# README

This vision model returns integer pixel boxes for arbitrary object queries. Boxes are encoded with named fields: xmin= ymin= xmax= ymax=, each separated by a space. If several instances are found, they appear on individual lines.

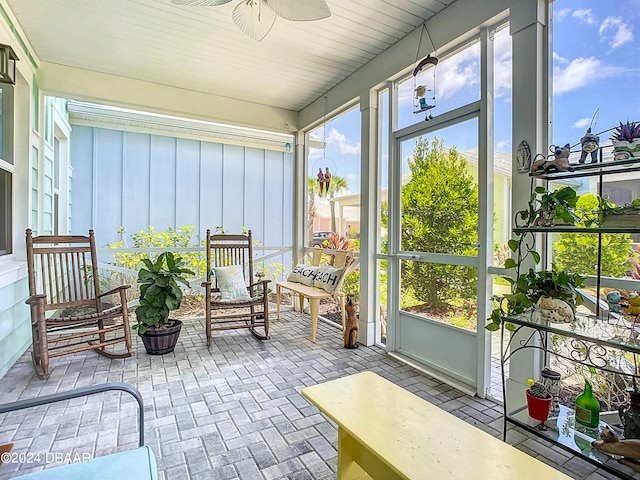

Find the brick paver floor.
xmin=0 ymin=307 xmax=630 ymax=479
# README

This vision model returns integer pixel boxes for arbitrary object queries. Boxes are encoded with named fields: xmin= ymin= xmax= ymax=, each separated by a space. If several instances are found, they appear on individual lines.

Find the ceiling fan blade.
xmin=232 ymin=0 xmax=277 ymax=42
xmin=171 ymin=0 xmax=232 ymax=6
xmin=266 ymin=0 xmax=331 ymax=21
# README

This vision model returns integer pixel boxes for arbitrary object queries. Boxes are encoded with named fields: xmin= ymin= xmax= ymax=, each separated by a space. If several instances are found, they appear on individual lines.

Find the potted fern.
xmin=611 ymin=120 xmax=640 ymax=160
xmin=135 ymin=252 xmax=194 ymax=355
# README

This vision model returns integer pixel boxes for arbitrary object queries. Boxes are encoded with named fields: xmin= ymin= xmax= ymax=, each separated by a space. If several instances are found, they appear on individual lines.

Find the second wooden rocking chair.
xmin=203 ymin=230 xmax=270 ymax=346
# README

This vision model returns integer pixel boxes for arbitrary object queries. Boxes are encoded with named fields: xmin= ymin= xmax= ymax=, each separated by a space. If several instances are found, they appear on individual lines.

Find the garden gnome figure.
xmin=579 ymin=128 xmax=600 ymax=164
xmin=324 ymin=167 xmax=331 ymax=192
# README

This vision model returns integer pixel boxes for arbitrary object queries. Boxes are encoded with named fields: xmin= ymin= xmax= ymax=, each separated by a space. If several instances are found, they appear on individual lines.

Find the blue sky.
xmin=309 ymin=0 xmax=640 ymax=195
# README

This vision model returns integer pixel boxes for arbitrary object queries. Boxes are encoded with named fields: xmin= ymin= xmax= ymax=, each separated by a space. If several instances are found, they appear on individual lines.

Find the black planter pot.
xmin=139 ymin=319 xmax=182 ymax=355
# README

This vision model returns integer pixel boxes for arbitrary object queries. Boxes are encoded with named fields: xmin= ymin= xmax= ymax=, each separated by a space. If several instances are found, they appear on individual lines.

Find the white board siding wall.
xmin=69 ymin=125 xmax=294 ymax=253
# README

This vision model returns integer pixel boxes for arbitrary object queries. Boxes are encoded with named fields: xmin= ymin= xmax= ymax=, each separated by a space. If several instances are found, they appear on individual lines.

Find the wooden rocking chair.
xmin=25 ymin=229 xmax=133 ymax=379
xmin=203 ymin=230 xmax=270 ymax=346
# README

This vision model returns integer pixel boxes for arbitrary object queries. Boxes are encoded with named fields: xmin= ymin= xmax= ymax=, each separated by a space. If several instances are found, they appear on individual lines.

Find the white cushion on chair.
xmin=213 ymin=265 xmax=252 ymax=303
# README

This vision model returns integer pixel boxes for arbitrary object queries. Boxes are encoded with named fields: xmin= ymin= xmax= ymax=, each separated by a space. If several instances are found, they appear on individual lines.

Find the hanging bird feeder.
xmin=412 ymin=24 xmax=439 ymax=121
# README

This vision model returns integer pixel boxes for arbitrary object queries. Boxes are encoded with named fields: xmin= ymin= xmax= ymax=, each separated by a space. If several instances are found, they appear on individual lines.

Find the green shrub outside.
xmin=553 ymin=194 xmax=635 ymax=277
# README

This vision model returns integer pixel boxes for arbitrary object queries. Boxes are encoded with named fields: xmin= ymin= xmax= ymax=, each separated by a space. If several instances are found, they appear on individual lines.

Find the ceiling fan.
xmin=171 ymin=0 xmax=332 ymax=42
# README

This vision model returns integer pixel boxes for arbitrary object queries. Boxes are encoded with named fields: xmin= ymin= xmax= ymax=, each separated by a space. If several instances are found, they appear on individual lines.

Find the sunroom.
xmin=1 ymin=0 xmax=640 ymax=478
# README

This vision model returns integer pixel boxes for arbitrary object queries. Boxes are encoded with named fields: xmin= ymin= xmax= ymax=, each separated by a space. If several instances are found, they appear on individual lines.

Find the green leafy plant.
xmin=487 ymin=267 xmax=585 ymax=331
xmin=135 ymin=252 xmax=194 ymax=334
xmin=108 ymin=225 xmax=205 ymax=279
xmin=486 ymin=187 xmax=586 ymax=332
xmin=523 ymin=186 xmax=580 ymax=226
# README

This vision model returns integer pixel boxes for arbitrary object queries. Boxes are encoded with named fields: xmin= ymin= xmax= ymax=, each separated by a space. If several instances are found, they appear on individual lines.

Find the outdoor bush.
xmin=400 ymin=137 xmax=479 ymax=306
xmin=107 ymin=225 xmax=206 ymax=282
xmin=553 ymin=194 xmax=634 ymax=277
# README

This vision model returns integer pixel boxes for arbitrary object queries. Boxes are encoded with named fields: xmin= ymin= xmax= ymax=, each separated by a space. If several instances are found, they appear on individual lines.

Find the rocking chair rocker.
xmin=25 ymin=229 xmax=133 ymax=379
xmin=203 ymin=230 xmax=270 ymax=346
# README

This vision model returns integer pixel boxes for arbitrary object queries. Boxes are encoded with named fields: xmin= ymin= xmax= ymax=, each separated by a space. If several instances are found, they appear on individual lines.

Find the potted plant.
xmin=526 ymin=378 xmax=553 ymax=427
xmin=525 ymin=186 xmax=580 ymax=227
xmin=611 ymin=120 xmax=640 ymax=160
xmin=135 ymin=252 xmax=194 ymax=355
xmin=486 ymin=188 xmax=586 ymax=332
xmin=598 ymin=197 xmax=640 ymax=228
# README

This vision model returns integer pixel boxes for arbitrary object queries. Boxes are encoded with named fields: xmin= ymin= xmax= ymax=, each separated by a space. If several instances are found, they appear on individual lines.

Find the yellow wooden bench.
xmin=302 ymin=371 xmax=572 ymax=480
xmin=276 ymin=248 xmax=353 ymax=343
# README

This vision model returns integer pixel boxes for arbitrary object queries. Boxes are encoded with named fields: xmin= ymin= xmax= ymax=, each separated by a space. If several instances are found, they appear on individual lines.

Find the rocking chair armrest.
xmin=25 ymin=293 xmax=47 ymax=305
xmin=201 ymin=280 xmax=212 ymax=288
xmin=250 ymin=279 xmax=271 ymax=288
xmin=98 ymin=284 xmax=131 ymax=298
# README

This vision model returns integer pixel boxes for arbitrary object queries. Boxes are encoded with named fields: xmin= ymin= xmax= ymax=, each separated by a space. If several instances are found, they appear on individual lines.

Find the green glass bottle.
xmin=575 ymin=379 xmax=600 ymax=428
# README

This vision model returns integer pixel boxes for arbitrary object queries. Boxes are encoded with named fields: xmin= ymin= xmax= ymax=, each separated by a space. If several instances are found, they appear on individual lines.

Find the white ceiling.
xmin=5 ymin=0 xmax=456 ymax=113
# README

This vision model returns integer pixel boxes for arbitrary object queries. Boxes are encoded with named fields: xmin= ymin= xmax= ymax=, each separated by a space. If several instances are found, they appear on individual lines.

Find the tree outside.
xmin=553 ymin=194 xmax=635 ymax=277
xmin=400 ymin=137 xmax=479 ymax=308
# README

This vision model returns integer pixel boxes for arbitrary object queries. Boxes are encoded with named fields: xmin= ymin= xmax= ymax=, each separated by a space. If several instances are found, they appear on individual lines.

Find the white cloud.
xmin=553 ymin=51 xmax=569 ymax=64
xmin=494 ymin=30 xmax=512 ymax=97
xmin=436 ymin=47 xmax=480 ymax=100
xmin=573 ymin=117 xmax=592 ymax=129
xmin=599 ymin=16 xmax=634 ymax=49
xmin=554 ymin=8 xmax=570 ymax=21
xmin=327 ymin=128 xmax=360 ymax=155
xmin=553 ymin=56 xmax=623 ymax=95
xmin=398 ymin=44 xmax=480 ymax=107
xmin=573 ymin=8 xmax=597 ymax=25
xmin=496 ymin=140 xmax=510 ymax=150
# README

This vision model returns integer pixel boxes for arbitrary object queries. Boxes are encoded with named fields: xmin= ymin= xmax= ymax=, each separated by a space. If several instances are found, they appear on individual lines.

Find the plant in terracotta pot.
xmin=135 ymin=252 xmax=194 ymax=355
xmin=611 ymin=120 xmax=640 ymax=160
xmin=526 ymin=378 xmax=553 ymax=428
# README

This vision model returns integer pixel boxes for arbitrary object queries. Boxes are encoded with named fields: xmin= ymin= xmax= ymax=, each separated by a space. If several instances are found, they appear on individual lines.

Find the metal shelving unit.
xmin=500 ymin=156 xmax=640 ymax=479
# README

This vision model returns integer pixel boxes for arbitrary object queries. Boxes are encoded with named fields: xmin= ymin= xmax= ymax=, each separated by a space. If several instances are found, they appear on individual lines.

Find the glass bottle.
xmin=619 ymin=389 xmax=640 ymax=439
xmin=575 ymin=379 xmax=600 ymax=428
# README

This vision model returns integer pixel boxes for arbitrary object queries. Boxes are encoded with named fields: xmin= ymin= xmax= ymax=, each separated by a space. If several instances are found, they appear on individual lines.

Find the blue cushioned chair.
xmin=0 ymin=383 xmax=157 ymax=480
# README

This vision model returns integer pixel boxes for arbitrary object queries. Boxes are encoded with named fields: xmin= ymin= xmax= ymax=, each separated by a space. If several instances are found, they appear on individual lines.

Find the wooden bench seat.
xmin=276 ymin=281 xmax=346 ymax=342
xmin=302 ymin=371 xmax=572 ymax=480
xmin=275 ymin=248 xmax=354 ymax=343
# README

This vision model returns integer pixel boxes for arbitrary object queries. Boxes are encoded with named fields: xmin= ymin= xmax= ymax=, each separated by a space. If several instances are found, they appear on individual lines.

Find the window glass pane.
xmin=380 ymin=89 xmax=389 ymax=255
xmin=551 ymin=1 xmax=640 ymax=149
xmin=307 ymin=106 xmax=361 ymax=252
xmin=397 ymin=41 xmax=480 ymax=130
xmin=400 ymin=260 xmax=478 ymax=332
xmin=493 ymin=25 xmax=513 ymax=267
xmin=378 ymin=258 xmax=388 ymax=344
xmin=550 ymin=1 xmax=640 ymax=303
xmin=0 ymin=88 xmax=3 ymax=157
xmin=399 ymin=118 xmax=479 ymax=254
xmin=0 ymin=169 xmax=11 ymax=255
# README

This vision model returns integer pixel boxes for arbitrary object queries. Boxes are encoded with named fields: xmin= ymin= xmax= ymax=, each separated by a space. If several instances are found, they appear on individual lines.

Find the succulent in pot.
xmin=526 ymin=378 xmax=553 ymax=424
xmin=611 ymin=120 xmax=640 ymax=160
